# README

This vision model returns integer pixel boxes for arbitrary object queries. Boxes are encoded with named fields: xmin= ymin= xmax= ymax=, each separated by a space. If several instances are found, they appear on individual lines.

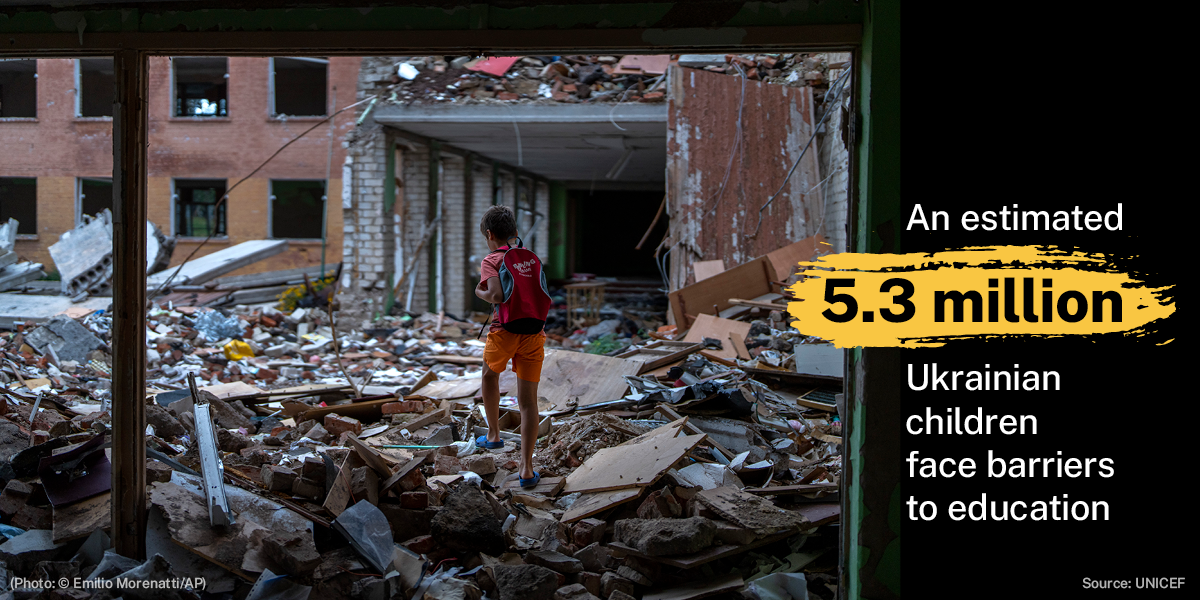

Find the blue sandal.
xmin=476 ymin=435 xmax=505 ymax=450
xmin=519 ymin=471 xmax=541 ymax=488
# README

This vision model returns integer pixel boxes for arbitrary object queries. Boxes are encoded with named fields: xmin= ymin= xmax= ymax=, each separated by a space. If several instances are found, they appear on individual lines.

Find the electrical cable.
xmin=747 ymin=66 xmax=852 ymax=239
xmin=147 ymin=91 xmax=379 ymax=304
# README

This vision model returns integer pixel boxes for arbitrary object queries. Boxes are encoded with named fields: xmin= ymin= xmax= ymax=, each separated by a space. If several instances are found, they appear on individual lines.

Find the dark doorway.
xmin=572 ymin=189 xmax=665 ymax=278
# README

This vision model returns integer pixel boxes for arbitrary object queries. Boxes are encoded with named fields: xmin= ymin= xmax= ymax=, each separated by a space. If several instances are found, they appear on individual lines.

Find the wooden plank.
xmin=295 ymin=397 xmax=394 ymax=423
xmin=200 ymin=381 xmax=265 ymax=400
xmin=423 ymin=355 xmax=484 ymax=365
xmin=616 ymin=340 xmax=703 ymax=374
xmin=657 ymin=405 xmax=734 ymax=460
xmin=609 ymin=529 xmax=795 ymax=569
xmin=692 ymin=259 xmax=725 ymax=282
xmin=668 ymin=255 xmax=772 ymax=329
xmin=742 ymin=483 xmax=839 ymax=496
xmin=561 ymin=488 xmax=643 ymax=523
xmin=682 ymin=315 xmax=751 ymax=360
xmin=322 ymin=451 xmax=365 ymax=517
xmin=764 ymin=234 xmax=827 ymax=282
xmin=380 ymin=455 xmax=426 ymax=494
xmin=499 ymin=475 xmax=566 ymax=495
xmin=792 ymin=502 xmax=841 ymax=527
xmin=386 ymin=402 xmax=451 ymax=433
xmin=408 ymin=369 xmax=438 ymax=395
xmin=696 ymin=486 xmax=810 ymax=534
xmin=346 ymin=436 xmax=396 ymax=479
xmin=52 ymin=491 xmax=111 ymax=544
xmin=729 ymin=333 xmax=750 ymax=360
xmin=644 ymin=573 xmax=744 ymax=600
xmin=416 ymin=378 xmax=482 ymax=399
xmin=563 ymin=433 xmax=705 ymax=494
xmin=619 ymin=417 xmax=689 ymax=447
xmin=538 ymin=349 xmax=645 ymax=411
xmin=728 ymin=297 xmax=786 ymax=311
xmin=697 ymin=350 xmax=737 ymax=367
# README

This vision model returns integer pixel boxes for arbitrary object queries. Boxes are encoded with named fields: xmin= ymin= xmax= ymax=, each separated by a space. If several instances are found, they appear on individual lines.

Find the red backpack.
xmin=490 ymin=237 xmax=552 ymax=334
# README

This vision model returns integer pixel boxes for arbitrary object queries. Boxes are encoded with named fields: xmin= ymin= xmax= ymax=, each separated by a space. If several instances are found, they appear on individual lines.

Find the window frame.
xmin=268 ymin=56 xmax=330 ymax=119
xmin=268 ymin=178 xmax=328 ymax=241
xmin=75 ymin=176 xmax=113 ymax=226
xmin=75 ymin=57 xmax=114 ymax=119
xmin=170 ymin=56 xmax=229 ymax=119
xmin=0 ymin=176 xmax=38 ymax=237
xmin=0 ymin=58 xmax=38 ymax=120
xmin=171 ymin=178 xmax=229 ymax=240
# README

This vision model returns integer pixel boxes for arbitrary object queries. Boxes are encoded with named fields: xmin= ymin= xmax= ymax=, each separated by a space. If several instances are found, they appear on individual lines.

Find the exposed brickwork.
xmin=1 ymin=57 xmax=358 ymax=276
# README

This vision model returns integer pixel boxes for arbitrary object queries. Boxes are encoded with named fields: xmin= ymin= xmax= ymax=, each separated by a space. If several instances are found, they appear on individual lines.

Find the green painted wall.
xmin=547 ymin=181 xmax=567 ymax=280
xmin=849 ymin=1 xmax=902 ymax=599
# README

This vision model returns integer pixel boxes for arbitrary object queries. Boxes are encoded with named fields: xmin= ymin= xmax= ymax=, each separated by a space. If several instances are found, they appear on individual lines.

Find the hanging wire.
xmin=746 ymin=65 xmax=853 ymax=240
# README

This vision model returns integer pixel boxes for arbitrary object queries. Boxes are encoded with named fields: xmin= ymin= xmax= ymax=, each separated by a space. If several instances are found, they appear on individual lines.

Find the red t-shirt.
xmin=480 ymin=250 xmax=505 ymax=332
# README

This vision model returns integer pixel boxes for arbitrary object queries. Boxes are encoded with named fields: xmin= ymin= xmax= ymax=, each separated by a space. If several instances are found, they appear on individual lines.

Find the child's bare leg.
xmin=516 ymin=377 xmax=539 ymax=480
xmin=481 ymin=365 xmax=502 ymax=443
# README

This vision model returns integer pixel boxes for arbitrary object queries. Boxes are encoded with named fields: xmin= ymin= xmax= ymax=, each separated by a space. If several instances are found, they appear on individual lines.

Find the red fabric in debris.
xmin=468 ymin=57 xmax=521 ymax=77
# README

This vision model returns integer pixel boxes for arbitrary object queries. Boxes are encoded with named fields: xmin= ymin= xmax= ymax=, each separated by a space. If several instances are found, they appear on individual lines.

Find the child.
xmin=474 ymin=205 xmax=550 ymax=488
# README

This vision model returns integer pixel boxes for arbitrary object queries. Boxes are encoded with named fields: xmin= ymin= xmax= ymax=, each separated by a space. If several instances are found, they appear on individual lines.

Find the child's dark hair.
xmin=480 ymin=205 xmax=517 ymax=241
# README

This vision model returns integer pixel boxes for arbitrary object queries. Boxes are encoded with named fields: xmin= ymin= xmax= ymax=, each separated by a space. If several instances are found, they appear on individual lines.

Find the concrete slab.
xmin=0 ymin=294 xmax=110 ymax=330
xmin=375 ymin=104 xmax=666 ymax=185
xmin=148 ymin=239 xmax=289 ymax=288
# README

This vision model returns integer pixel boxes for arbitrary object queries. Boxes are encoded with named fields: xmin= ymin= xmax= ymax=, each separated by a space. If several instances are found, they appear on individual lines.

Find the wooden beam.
xmin=0 ymin=26 xmax=862 ymax=56
xmin=110 ymin=48 xmax=149 ymax=560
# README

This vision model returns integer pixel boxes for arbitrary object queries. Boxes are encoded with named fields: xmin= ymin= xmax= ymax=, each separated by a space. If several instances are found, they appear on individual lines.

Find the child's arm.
xmin=476 ymin=276 xmax=503 ymax=303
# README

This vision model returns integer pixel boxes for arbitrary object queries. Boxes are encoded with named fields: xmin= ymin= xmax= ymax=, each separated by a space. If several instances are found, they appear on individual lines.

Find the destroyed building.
xmin=340 ymin=53 xmax=851 ymax=325
xmin=0 ymin=56 xmax=360 ymax=278
xmin=0 ymin=2 xmax=903 ymax=600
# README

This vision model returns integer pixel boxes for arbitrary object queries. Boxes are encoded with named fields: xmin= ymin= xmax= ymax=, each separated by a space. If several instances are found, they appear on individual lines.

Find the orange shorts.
xmin=483 ymin=329 xmax=546 ymax=382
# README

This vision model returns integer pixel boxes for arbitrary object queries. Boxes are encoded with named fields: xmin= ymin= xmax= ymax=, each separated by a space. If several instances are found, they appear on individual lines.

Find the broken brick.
xmin=0 ymin=479 xmax=32 ymax=519
xmin=402 ymin=534 xmax=435 ymax=555
xmin=302 ymin=455 xmax=325 ymax=479
xmin=571 ymin=518 xmax=606 ymax=547
xmin=526 ymin=549 xmax=583 ymax=574
xmin=305 ymin=423 xmax=332 ymax=443
xmin=291 ymin=477 xmax=325 ymax=499
xmin=261 ymin=465 xmax=298 ymax=492
xmin=433 ymin=454 xmax=462 ymax=476
xmin=461 ymin=453 xmax=496 ymax=475
xmin=600 ymin=572 xmax=635 ymax=598
xmin=350 ymin=466 xmax=380 ymax=505
xmin=554 ymin=583 xmax=600 ymax=600
xmin=400 ymin=491 xmax=429 ymax=509
xmin=323 ymin=414 xmax=363 ymax=438
xmin=146 ymin=459 xmax=174 ymax=483
xmin=615 ymin=565 xmax=652 ymax=586
xmin=578 ymin=572 xmax=602 ymax=597
xmin=382 ymin=400 xmax=428 ymax=415
xmin=12 ymin=504 xmax=52 ymax=530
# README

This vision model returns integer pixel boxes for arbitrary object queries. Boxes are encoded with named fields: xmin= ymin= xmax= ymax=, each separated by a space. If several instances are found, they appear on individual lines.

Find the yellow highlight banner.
xmin=786 ymin=246 xmax=1175 ymax=348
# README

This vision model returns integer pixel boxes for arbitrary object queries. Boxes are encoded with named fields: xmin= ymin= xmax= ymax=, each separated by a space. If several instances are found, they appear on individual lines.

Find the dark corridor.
xmin=572 ymin=189 xmax=665 ymax=278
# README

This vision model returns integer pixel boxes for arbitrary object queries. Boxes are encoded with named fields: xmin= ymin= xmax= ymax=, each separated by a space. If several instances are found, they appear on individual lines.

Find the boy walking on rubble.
xmin=474 ymin=205 xmax=552 ymax=488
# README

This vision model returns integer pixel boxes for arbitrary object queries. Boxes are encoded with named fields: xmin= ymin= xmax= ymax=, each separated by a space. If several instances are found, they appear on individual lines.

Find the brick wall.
xmin=0 ymin=56 xmax=358 ymax=278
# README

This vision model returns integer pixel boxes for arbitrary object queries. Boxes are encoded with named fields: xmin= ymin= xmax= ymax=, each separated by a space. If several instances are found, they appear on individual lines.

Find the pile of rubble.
xmin=0 ymin=219 xmax=45 ymax=292
xmin=369 ymin=52 xmax=842 ymax=106
xmin=0 ymin=270 xmax=841 ymax=599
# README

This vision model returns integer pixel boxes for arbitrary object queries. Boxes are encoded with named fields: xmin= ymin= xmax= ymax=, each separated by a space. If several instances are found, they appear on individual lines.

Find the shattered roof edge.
xmin=373 ymin=102 xmax=667 ymax=124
